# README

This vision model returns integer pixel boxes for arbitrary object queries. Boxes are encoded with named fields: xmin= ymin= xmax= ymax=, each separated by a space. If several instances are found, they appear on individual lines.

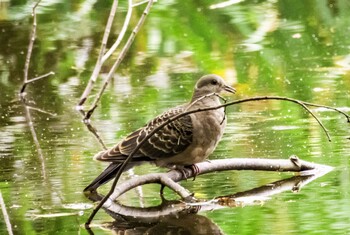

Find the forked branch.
xmin=98 ymin=169 xmax=331 ymax=233
xmin=85 ymin=95 xmax=349 ymax=227
xmin=106 ymin=156 xmax=333 ymax=202
xmin=77 ymin=0 xmax=119 ymax=108
xmin=77 ymin=0 xmax=154 ymax=150
xmin=83 ymin=0 xmax=154 ymax=120
xmin=20 ymin=1 xmax=54 ymax=97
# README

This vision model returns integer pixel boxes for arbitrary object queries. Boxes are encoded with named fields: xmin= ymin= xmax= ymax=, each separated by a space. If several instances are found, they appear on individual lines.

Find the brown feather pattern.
xmin=95 ymin=105 xmax=193 ymax=162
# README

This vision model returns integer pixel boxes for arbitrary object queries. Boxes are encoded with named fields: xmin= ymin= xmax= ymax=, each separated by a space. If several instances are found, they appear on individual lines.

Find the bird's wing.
xmin=95 ymin=106 xmax=193 ymax=162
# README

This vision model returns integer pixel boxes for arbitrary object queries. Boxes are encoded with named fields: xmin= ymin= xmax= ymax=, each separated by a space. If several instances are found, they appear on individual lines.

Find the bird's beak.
xmin=224 ymin=85 xmax=236 ymax=94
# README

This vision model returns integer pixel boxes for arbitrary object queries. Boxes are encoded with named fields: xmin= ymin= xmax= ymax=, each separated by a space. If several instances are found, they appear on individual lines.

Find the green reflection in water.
xmin=0 ymin=0 xmax=350 ymax=234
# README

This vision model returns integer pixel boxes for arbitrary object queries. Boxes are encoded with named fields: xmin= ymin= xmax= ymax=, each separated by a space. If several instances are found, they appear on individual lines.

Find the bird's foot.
xmin=189 ymin=164 xmax=200 ymax=181
xmin=179 ymin=164 xmax=200 ymax=181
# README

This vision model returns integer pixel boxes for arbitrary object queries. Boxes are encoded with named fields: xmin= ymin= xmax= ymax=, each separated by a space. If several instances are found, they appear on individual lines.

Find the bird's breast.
xmin=155 ymin=100 xmax=226 ymax=167
xmin=191 ymin=107 xmax=226 ymax=149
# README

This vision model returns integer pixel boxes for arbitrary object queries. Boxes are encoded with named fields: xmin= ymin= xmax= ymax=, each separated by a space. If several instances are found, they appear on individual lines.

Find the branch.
xmin=84 ymin=0 xmax=154 ymax=120
xmin=22 ymin=102 xmax=48 ymax=181
xmin=301 ymin=102 xmax=350 ymax=123
xmin=20 ymin=0 xmax=54 ymax=96
xmin=88 ymin=167 xmax=331 ymax=234
xmin=83 ymin=119 xmax=107 ymax=150
xmin=85 ymin=95 xmax=349 ymax=226
xmin=20 ymin=72 xmax=55 ymax=95
xmin=77 ymin=0 xmax=119 ymax=107
xmin=106 ymin=156 xmax=332 ymax=202
xmin=102 ymin=0 xmax=133 ymax=63
xmin=78 ymin=1 xmax=154 ymax=152
xmin=0 ymin=191 xmax=13 ymax=235
xmin=23 ymin=1 xmax=40 ymax=86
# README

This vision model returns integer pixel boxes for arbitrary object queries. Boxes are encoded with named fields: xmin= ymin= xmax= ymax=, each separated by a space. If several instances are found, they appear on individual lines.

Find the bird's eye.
xmin=211 ymin=79 xmax=218 ymax=85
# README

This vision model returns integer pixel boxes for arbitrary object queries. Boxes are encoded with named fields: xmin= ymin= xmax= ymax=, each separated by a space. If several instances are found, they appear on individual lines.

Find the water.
xmin=0 ymin=0 xmax=350 ymax=234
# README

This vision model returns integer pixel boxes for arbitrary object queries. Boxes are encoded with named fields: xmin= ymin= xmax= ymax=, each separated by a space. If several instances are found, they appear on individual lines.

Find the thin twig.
xmin=23 ymin=103 xmax=47 ymax=181
xmin=132 ymin=0 xmax=153 ymax=7
xmin=85 ymin=95 xmax=349 ymax=226
xmin=102 ymin=0 xmax=133 ymax=63
xmin=302 ymin=102 xmax=350 ymax=123
xmin=19 ymin=0 xmax=48 ymax=180
xmin=26 ymin=105 xmax=57 ymax=116
xmin=85 ymin=0 xmax=154 ymax=227
xmin=287 ymin=99 xmax=331 ymax=141
xmin=0 ymin=191 xmax=14 ymax=235
xmin=20 ymin=72 xmax=55 ymax=95
xmin=77 ymin=0 xmax=119 ymax=107
xmin=84 ymin=0 xmax=154 ymax=121
xmin=23 ymin=1 xmax=41 ymax=85
xmin=185 ymin=92 xmax=225 ymax=111
xmin=84 ymin=119 xmax=108 ymax=150
xmin=77 ymin=0 xmax=121 ymax=150
xmin=26 ymin=71 xmax=55 ymax=84
xmin=21 ymin=1 xmax=54 ymax=96
xmin=209 ymin=0 xmax=244 ymax=9
xmin=21 ymin=0 xmax=41 ymax=95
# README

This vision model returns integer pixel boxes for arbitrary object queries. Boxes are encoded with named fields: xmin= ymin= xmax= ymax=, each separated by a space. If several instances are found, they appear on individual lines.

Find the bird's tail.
xmin=83 ymin=163 xmax=122 ymax=192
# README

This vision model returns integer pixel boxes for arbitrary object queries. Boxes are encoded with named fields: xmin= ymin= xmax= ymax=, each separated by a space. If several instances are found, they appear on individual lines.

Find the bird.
xmin=84 ymin=74 xmax=236 ymax=192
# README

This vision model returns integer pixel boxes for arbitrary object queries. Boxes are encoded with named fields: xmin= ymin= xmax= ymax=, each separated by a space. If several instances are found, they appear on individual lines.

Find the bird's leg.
xmin=159 ymin=184 xmax=167 ymax=202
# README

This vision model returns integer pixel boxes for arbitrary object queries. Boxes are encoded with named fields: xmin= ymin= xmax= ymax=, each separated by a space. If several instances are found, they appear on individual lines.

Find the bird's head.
xmin=192 ymin=74 xmax=236 ymax=100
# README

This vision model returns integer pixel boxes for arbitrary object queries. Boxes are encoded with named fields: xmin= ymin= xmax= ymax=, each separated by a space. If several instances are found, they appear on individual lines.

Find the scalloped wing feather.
xmin=94 ymin=106 xmax=193 ymax=162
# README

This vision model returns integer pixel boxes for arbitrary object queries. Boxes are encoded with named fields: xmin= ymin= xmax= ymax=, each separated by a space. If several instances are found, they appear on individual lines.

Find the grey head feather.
xmin=191 ymin=74 xmax=236 ymax=102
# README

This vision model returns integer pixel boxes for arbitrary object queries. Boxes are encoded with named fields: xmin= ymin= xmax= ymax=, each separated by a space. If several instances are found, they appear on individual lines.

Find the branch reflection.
xmin=87 ymin=166 xmax=332 ymax=234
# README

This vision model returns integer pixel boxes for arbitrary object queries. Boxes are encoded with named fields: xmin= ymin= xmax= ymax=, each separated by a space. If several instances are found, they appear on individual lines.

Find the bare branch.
xmin=23 ymin=103 xmax=48 ymax=181
xmin=20 ymin=71 xmax=55 ymax=96
xmin=209 ymin=0 xmax=244 ymax=9
xmin=132 ymin=0 xmax=154 ymax=7
xmin=91 ymin=168 xmax=331 ymax=234
xmin=77 ymin=0 xmax=119 ymax=107
xmin=105 ymin=157 xmax=332 ymax=202
xmin=78 ymin=0 xmax=155 ymax=153
xmin=84 ymin=0 xmax=154 ymax=121
xmin=302 ymin=102 xmax=350 ymax=123
xmin=83 ymin=119 xmax=108 ymax=150
xmin=0 ymin=191 xmax=13 ymax=235
xmin=21 ymin=0 xmax=42 ymax=95
xmin=102 ymin=0 xmax=133 ymax=63
xmin=26 ymin=71 xmax=55 ymax=84
xmin=26 ymin=105 xmax=56 ymax=116
xmin=85 ymin=95 xmax=349 ymax=226
xmin=20 ymin=1 xmax=54 ymax=98
xmin=23 ymin=1 xmax=40 ymax=84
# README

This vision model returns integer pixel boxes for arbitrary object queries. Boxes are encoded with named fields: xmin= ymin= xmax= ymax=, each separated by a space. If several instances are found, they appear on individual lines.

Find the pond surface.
xmin=1 ymin=0 xmax=350 ymax=234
